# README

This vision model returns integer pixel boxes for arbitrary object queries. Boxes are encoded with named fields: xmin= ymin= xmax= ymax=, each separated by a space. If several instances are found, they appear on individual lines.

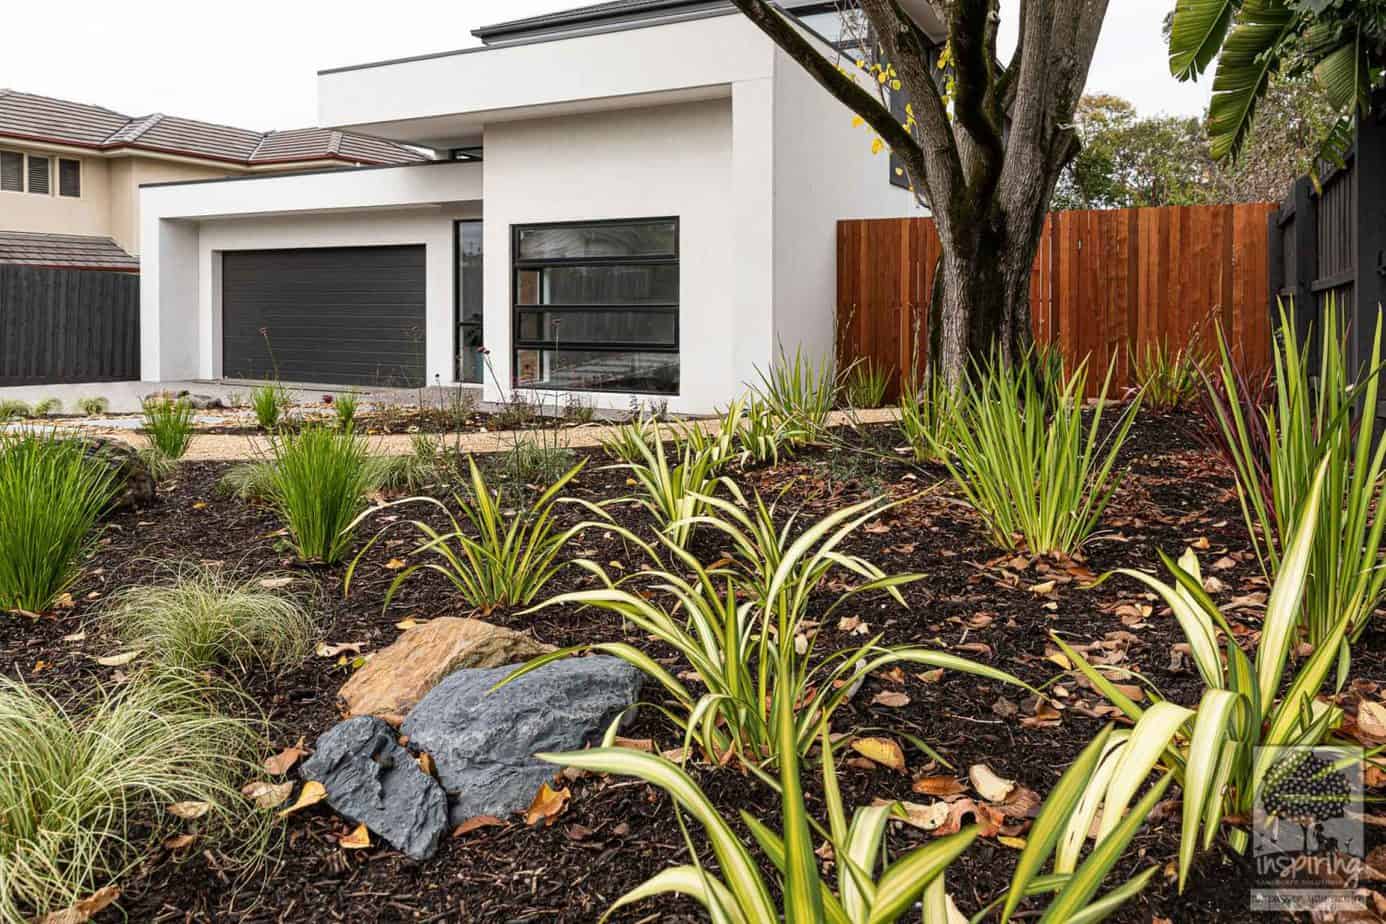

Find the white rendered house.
xmin=139 ymin=1 xmax=934 ymax=414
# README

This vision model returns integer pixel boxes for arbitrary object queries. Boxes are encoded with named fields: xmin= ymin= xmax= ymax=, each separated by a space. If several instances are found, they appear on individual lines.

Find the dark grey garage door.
xmin=222 ymin=246 xmax=426 ymax=387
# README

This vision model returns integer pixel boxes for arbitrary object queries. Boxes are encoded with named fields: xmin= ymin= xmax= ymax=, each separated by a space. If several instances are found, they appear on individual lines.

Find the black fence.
xmin=1269 ymin=92 xmax=1386 ymax=381
xmin=0 ymin=265 xmax=140 ymax=386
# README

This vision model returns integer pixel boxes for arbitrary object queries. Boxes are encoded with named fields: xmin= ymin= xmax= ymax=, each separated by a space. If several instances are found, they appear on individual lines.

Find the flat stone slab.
xmin=340 ymin=618 xmax=554 ymax=724
xmin=401 ymin=656 xmax=642 ymax=825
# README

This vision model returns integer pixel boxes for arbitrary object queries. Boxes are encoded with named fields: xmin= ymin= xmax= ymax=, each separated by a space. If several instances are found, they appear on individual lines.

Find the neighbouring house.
xmin=140 ymin=1 xmax=941 ymax=412
xmin=0 ymin=89 xmax=426 ymax=272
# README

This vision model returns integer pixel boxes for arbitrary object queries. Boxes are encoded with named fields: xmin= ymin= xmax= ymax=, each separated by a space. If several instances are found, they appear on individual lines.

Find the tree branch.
xmin=726 ymin=0 xmax=929 ymax=186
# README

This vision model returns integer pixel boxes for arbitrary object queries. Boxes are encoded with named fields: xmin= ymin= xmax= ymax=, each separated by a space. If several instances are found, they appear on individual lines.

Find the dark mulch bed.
xmin=4 ymin=411 xmax=1383 ymax=923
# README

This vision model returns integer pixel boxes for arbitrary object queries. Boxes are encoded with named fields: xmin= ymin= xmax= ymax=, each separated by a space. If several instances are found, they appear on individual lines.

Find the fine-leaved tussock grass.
xmin=266 ymin=425 xmax=374 ymax=564
xmin=99 ymin=563 xmax=316 ymax=673
xmin=0 ymin=431 xmax=119 ymax=612
xmin=0 ymin=672 xmax=275 ymax=924
xmin=141 ymin=397 xmax=196 ymax=460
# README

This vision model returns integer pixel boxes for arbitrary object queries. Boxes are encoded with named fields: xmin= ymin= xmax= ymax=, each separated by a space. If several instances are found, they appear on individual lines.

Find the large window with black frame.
xmin=512 ymin=217 xmax=679 ymax=395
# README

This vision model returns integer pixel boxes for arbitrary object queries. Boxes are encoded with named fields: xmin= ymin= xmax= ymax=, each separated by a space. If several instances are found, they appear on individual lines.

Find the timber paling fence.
xmin=0 ymin=265 xmax=140 ymax=386
xmin=837 ymin=203 xmax=1278 ymax=399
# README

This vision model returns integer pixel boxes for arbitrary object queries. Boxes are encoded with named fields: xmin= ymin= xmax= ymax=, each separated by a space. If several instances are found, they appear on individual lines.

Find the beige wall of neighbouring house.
xmin=0 ymin=142 xmax=310 ymax=255
xmin=108 ymin=159 xmax=241 ymax=254
xmin=0 ymin=147 xmax=112 ymax=241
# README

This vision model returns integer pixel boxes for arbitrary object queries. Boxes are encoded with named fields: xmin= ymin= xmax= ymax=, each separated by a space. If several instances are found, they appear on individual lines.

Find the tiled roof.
xmin=0 ymin=231 xmax=139 ymax=271
xmin=0 ymin=90 xmax=428 ymax=166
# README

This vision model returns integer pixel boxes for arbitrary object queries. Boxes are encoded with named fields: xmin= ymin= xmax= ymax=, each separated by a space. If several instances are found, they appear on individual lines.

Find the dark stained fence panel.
xmin=0 ymin=265 xmax=139 ymax=386
xmin=221 ymin=246 xmax=427 ymax=388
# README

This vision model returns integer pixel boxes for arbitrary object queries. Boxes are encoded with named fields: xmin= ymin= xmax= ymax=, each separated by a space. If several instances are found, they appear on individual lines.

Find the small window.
xmin=58 ymin=158 xmax=80 ymax=198
xmin=26 ymin=155 xmax=50 ymax=195
xmin=0 ymin=151 xmax=21 ymax=192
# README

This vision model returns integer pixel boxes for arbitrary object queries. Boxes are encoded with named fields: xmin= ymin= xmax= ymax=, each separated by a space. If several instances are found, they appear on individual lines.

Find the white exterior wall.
xmin=771 ymin=48 xmax=922 ymax=363
xmin=140 ymin=162 xmax=482 ymax=381
xmin=480 ymin=98 xmax=749 ymax=414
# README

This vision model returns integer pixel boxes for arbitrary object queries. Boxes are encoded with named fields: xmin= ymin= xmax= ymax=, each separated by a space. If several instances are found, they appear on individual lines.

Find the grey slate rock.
xmin=402 ymin=656 xmax=642 ymax=824
xmin=300 ymin=715 xmax=448 ymax=861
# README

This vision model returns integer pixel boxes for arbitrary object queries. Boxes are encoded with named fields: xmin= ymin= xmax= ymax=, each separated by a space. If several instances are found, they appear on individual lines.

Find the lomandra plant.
xmin=266 ymin=425 xmax=373 ymax=564
xmin=839 ymin=357 xmax=889 ymax=409
xmin=942 ymin=353 xmax=1139 ymax=556
xmin=346 ymin=456 xmax=599 ymax=614
xmin=141 ymin=397 xmax=196 ymax=459
xmin=513 ymin=493 xmax=1024 ymax=765
xmin=619 ymin=426 xmax=728 ymax=549
xmin=1205 ymin=300 xmax=1386 ymax=644
xmin=541 ymin=706 xmax=1161 ymax=922
xmin=1130 ymin=338 xmax=1202 ymax=410
xmin=897 ymin=371 xmax=961 ymax=464
xmin=0 ymin=432 xmax=118 ymax=612
xmin=0 ymin=672 xmax=274 ymax=924
xmin=99 ymin=563 xmax=315 ymax=673
xmin=753 ymin=345 xmax=837 ymax=443
xmin=1054 ymin=458 xmax=1351 ymax=888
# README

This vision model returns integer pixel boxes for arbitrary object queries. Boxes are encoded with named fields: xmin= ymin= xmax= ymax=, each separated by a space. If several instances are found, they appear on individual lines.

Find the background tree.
xmin=1170 ymin=0 xmax=1386 ymax=162
xmin=728 ymin=0 xmax=1111 ymax=384
xmin=1053 ymin=79 xmax=1334 ymax=209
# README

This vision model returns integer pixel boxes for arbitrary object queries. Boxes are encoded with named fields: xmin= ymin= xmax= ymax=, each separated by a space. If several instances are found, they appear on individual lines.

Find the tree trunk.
xmin=929 ymin=216 xmax=1039 ymax=385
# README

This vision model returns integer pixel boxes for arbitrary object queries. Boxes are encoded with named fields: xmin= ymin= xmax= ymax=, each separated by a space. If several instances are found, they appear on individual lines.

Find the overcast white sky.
xmin=1 ymin=0 xmax=1212 ymax=132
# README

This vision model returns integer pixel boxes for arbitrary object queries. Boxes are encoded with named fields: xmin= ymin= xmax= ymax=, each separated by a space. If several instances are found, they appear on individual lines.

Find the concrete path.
xmin=94 ymin=407 xmax=902 ymax=462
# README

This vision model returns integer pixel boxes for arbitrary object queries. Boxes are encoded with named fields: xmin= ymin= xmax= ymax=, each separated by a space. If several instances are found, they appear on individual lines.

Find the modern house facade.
xmin=139 ymin=1 xmax=937 ymax=413
xmin=0 ymin=89 xmax=424 ymax=269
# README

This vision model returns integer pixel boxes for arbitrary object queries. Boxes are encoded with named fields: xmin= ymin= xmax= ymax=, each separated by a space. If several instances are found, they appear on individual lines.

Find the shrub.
xmin=76 ymin=396 xmax=109 ymax=417
xmin=897 ymin=372 xmax=961 ymax=464
xmin=516 ymin=493 xmax=1023 ymax=765
xmin=541 ymin=709 xmax=1161 ymax=923
xmin=496 ymin=433 xmax=575 ymax=488
xmin=0 ymin=432 xmax=119 ymax=612
xmin=333 ymin=390 xmax=360 ymax=430
xmin=217 ymin=460 xmax=276 ymax=501
xmin=31 ymin=398 xmax=61 ymax=417
xmin=347 ymin=456 xmax=597 ymax=614
xmin=752 ymin=346 xmax=837 ymax=443
xmin=1204 ymin=300 xmax=1386 ymax=645
xmin=141 ymin=397 xmax=196 ymax=459
xmin=839 ymin=357 xmax=889 ymax=409
xmin=619 ymin=426 xmax=727 ymax=548
xmin=563 ymin=392 xmax=595 ymax=424
xmin=99 ymin=564 xmax=315 ymax=673
xmin=1056 ymin=457 xmax=1350 ymax=889
xmin=370 ymin=434 xmax=440 ymax=493
xmin=600 ymin=414 xmax=659 ymax=464
xmin=0 ymin=400 xmax=31 ymax=421
xmin=0 ymin=672 xmax=274 ymax=924
xmin=265 ymin=425 xmax=373 ymax=564
xmin=942 ymin=353 xmax=1138 ymax=556
xmin=249 ymin=384 xmax=290 ymax=430
xmin=1131 ymin=339 xmax=1202 ymax=410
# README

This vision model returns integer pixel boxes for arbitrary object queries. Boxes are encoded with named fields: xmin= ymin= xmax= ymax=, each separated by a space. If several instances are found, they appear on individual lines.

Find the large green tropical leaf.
xmin=1205 ymin=0 xmax=1297 ymax=160
xmin=1169 ymin=0 xmax=1241 ymax=79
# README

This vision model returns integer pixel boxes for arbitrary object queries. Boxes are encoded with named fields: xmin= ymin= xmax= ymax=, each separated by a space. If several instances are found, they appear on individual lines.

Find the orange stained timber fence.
xmin=836 ymin=203 xmax=1278 ymax=398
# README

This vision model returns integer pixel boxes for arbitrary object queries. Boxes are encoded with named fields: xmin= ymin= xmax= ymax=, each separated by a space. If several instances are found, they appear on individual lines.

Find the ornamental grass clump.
xmin=249 ymin=383 xmax=290 ymax=431
xmin=618 ymin=425 xmax=728 ymax=549
xmin=346 ymin=455 xmax=600 ymax=614
xmin=513 ymin=491 xmax=1025 ymax=766
xmin=99 ymin=563 xmax=315 ymax=673
xmin=265 ymin=424 xmax=374 ymax=564
xmin=542 ymin=698 xmax=1162 ymax=922
xmin=942 ymin=352 xmax=1138 ymax=556
xmin=896 ymin=371 xmax=962 ymax=464
xmin=141 ymin=396 xmax=196 ymax=460
xmin=0 ymin=431 xmax=118 ymax=612
xmin=839 ymin=357 xmax=889 ymax=409
xmin=0 ymin=672 xmax=275 ymax=924
xmin=1204 ymin=299 xmax=1386 ymax=645
xmin=1131 ymin=338 xmax=1202 ymax=410
xmin=753 ymin=346 xmax=837 ymax=443
xmin=1055 ymin=457 xmax=1352 ymax=889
